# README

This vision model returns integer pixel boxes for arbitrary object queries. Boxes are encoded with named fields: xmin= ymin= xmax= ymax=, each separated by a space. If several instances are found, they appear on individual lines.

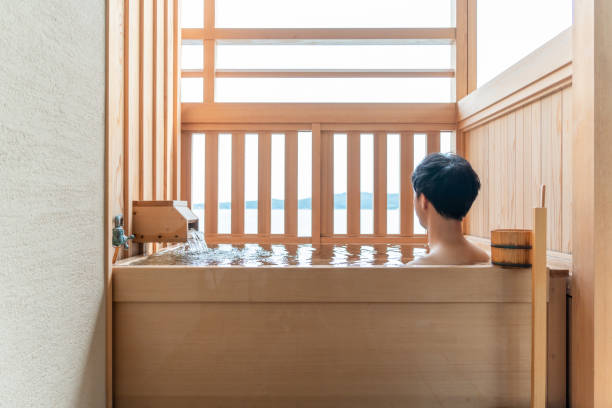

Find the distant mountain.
xmin=194 ymin=192 xmax=401 ymax=210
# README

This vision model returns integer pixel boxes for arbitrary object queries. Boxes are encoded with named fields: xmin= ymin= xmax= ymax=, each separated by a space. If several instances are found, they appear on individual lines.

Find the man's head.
xmin=412 ymin=153 xmax=480 ymax=229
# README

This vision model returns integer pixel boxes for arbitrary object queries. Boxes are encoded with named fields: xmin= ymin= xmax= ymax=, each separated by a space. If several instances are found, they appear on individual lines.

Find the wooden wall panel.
xmin=463 ymin=86 xmax=572 ymax=254
xmin=111 ymin=0 xmax=180 ymax=260
xmin=140 ymin=0 xmax=153 ymax=201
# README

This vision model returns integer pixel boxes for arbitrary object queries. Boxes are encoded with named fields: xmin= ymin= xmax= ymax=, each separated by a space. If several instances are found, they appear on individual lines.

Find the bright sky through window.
xmin=477 ymin=0 xmax=572 ymax=87
xmin=216 ymin=0 xmax=452 ymax=28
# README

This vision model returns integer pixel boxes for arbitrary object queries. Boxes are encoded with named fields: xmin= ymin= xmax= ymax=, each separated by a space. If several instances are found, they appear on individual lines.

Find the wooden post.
xmin=374 ymin=132 xmax=387 ymax=236
xmin=427 ymin=131 xmax=440 ymax=155
xmin=231 ymin=133 xmax=245 ymax=234
xmin=311 ymin=124 xmax=321 ymax=243
xmin=571 ymin=1 xmax=612 ymax=405
xmin=204 ymin=132 xmax=218 ymax=234
xmin=320 ymin=132 xmax=334 ymax=237
xmin=531 ymin=204 xmax=547 ymax=408
xmin=285 ymin=132 xmax=298 ymax=236
xmin=400 ymin=132 xmax=414 ymax=236
xmin=347 ymin=132 xmax=360 ymax=235
xmin=258 ymin=132 xmax=271 ymax=235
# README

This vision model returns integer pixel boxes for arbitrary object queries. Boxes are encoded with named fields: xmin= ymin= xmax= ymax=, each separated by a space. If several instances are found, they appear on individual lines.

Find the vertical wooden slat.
xmin=231 ymin=133 xmax=245 ymax=234
xmin=561 ymin=87 xmax=573 ymax=253
xmin=203 ymin=0 xmax=215 ymax=103
xmin=138 ymin=0 xmax=145 ymax=200
xmin=163 ymin=0 xmax=169 ymax=199
xmin=127 ymin=0 xmax=141 ymax=255
xmin=467 ymin=0 xmax=477 ymax=93
xmin=347 ymin=132 xmax=360 ymax=235
xmin=285 ymin=131 xmax=298 ymax=236
xmin=374 ymin=132 xmax=387 ymax=236
xmin=258 ymin=133 xmax=271 ymax=235
xmin=180 ymin=132 xmax=192 ymax=207
xmin=204 ymin=40 xmax=215 ymax=103
xmin=172 ymin=0 xmax=180 ymax=200
xmin=205 ymin=132 xmax=218 ymax=234
xmin=311 ymin=124 xmax=321 ymax=243
xmin=523 ymin=105 xmax=533 ymax=230
xmin=123 ymin=0 xmax=132 ymax=255
xmin=152 ymin=0 xmax=158 ymax=199
xmin=454 ymin=0 xmax=468 ymax=100
xmin=516 ymin=109 xmax=525 ymax=228
xmin=401 ymin=132 xmax=414 ymax=236
xmin=506 ymin=112 xmax=516 ymax=228
xmin=427 ymin=131 xmax=440 ymax=155
xmin=320 ymin=132 xmax=334 ymax=237
xmin=141 ymin=0 xmax=154 ymax=201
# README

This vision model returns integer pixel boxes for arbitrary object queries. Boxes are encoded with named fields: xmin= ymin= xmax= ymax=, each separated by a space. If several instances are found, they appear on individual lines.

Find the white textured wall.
xmin=0 ymin=1 xmax=106 ymax=407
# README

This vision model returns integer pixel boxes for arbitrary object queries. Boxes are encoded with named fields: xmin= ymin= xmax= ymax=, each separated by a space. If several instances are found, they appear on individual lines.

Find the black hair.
xmin=411 ymin=153 xmax=480 ymax=221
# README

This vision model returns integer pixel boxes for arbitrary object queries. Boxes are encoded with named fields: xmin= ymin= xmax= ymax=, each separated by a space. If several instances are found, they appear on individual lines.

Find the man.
xmin=408 ymin=153 xmax=489 ymax=265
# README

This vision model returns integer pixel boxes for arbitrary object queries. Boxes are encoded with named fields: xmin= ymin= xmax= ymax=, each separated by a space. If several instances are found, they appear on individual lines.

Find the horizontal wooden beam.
xmin=181 ymin=28 xmax=456 ymax=43
xmin=457 ymin=28 xmax=572 ymax=130
xmin=182 ymin=103 xmax=457 ymax=124
xmin=215 ymin=69 xmax=455 ymax=78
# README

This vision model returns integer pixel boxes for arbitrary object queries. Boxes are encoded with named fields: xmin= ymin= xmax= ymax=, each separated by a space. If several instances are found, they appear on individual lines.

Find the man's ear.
xmin=419 ymin=194 xmax=430 ymax=210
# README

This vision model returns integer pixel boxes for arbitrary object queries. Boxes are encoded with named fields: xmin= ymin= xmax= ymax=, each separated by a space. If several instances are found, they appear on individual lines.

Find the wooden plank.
xmin=374 ymin=132 xmax=387 ymax=236
xmin=172 ymin=0 xmax=181 ymax=200
xmin=112 ymin=265 xmax=532 ymax=303
xmin=547 ymin=273 xmax=567 ymax=408
xmin=322 ymin=123 xmax=456 ymax=132
xmin=204 ymin=132 xmax=218 ymax=234
xmin=141 ymin=0 xmax=154 ymax=201
xmin=284 ymin=132 xmax=298 ymax=236
xmin=400 ymin=132 xmax=414 ymax=236
xmin=231 ymin=133 xmax=245 ymax=234
xmin=182 ymin=103 xmax=457 ymax=124
xmin=258 ymin=133 xmax=271 ymax=235
xmin=521 ymin=105 xmax=532 ymax=230
xmin=209 ymin=27 xmax=456 ymax=41
xmin=311 ymin=124 xmax=321 ymax=243
xmin=467 ymin=0 xmax=477 ymax=93
xmin=427 ymin=131 xmax=440 ymax=154
xmin=529 ymin=101 xmax=542 ymax=229
xmin=204 ymin=39 xmax=215 ymax=103
xmin=541 ymin=94 xmax=563 ymax=251
xmin=153 ymin=0 xmax=165 ymax=200
xmin=531 ymin=207 xmax=548 ymax=408
xmin=457 ymin=29 xmax=572 ymax=122
xmin=561 ymin=87 xmax=572 ymax=253
xmin=106 ymin=0 xmax=124 ymax=402
xmin=215 ymin=69 xmax=455 ymax=78
xmin=506 ymin=112 xmax=517 ymax=228
xmin=180 ymin=132 xmax=192 ymax=207
xmin=127 ymin=0 xmax=142 ymax=256
xmin=454 ymin=0 xmax=468 ymax=100
xmin=515 ymin=110 xmax=525 ymax=228
xmin=163 ymin=0 xmax=172 ymax=200
xmin=347 ymin=132 xmax=360 ymax=235
xmin=320 ymin=132 xmax=334 ymax=237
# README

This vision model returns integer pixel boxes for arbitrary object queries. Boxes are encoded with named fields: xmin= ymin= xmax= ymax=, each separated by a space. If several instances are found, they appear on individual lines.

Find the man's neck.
xmin=426 ymin=216 xmax=466 ymax=251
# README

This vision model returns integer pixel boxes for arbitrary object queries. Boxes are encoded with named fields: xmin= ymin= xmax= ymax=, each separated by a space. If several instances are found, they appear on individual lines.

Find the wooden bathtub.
xmin=112 ymin=264 xmax=567 ymax=407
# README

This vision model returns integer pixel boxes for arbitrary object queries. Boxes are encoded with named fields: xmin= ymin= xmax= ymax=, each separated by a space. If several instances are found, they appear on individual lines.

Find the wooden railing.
xmin=182 ymin=125 xmax=452 ymax=244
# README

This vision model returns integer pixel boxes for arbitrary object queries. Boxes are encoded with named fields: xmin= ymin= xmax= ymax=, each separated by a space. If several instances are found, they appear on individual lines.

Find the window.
xmin=477 ymin=0 xmax=572 ymax=87
xmin=216 ymin=0 xmax=453 ymax=28
xmin=181 ymin=0 xmax=457 ymax=103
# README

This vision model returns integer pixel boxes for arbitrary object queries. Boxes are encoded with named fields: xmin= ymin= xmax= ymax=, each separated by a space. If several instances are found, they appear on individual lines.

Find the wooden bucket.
xmin=490 ymin=229 xmax=532 ymax=267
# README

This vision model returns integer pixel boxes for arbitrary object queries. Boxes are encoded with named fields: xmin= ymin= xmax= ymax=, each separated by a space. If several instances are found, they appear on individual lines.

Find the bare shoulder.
xmin=468 ymin=241 xmax=491 ymax=263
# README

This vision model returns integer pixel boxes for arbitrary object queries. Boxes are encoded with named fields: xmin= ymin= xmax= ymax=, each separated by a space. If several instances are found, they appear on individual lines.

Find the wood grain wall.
xmin=463 ymin=86 xmax=573 ymax=254
xmin=109 ymin=0 xmax=180 ymax=259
